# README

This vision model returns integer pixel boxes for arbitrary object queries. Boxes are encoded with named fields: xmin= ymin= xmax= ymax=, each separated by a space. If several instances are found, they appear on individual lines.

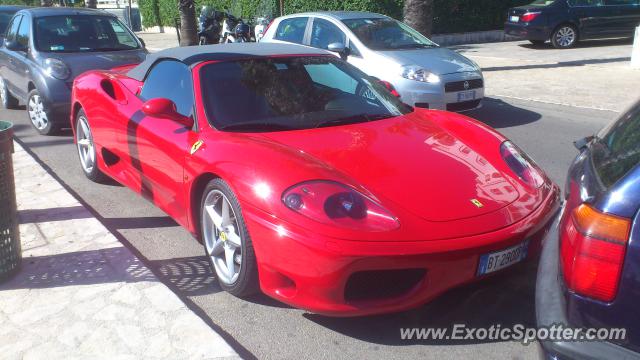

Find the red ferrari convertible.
xmin=71 ymin=43 xmax=560 ymax=316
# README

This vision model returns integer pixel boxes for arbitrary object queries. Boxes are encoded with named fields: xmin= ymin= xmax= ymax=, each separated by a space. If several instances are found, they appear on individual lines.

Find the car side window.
xmin=140 ymin=60 xmax=194 ymax=118
xmin=310 ymin=18 xmax=346 ymax=50
xmin=16 ymin=15 xmax=29 ymax=49
xmin=274 ymin=17 xmax=308 ymax=44
xmin=5 ymin=15 xmax=20 ymax=43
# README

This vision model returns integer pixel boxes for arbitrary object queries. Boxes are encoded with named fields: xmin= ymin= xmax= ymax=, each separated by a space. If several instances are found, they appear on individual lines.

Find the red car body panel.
xmin=70 ymin=56 xmax=560 ymax=316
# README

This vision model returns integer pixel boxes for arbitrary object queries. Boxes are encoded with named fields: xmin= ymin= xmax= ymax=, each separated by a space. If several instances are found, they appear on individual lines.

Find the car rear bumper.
xmin=504 ymin=22 xmax=550 ymax=41
xmin=536 ymin=206 xmax=640 ymax=360
xmin=242 ymin=184 xmax=560 ymax=316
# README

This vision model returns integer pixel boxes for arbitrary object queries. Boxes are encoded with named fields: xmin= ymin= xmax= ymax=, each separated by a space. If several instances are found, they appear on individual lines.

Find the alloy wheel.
xmin=76 ymin=115 xmax=96 ymax=174
xmin=28 ymin=94 xmax=49 ymax=130
xmin=555 ymin=27 xmax=576 ymax=48
xmin=202 ymin=189 xmax=243 ymax=285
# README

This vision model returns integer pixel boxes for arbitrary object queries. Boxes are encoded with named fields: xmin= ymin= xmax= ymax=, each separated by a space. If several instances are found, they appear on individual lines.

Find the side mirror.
xmin=327 ymin=42 xmax=350 ymax=59
xmin=574 ymin=135 xmax=595 ymax=150
xmin=4 ymin=39 xmax=24 ymax=52
xmin=142 ymin=98 xmax=194 ymax=128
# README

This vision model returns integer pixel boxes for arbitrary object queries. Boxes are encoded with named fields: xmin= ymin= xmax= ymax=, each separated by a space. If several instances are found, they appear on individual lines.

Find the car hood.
xmin=377 ymin=47 xmax=479 ymax=75
xmin=46 ymin=49 xmax=147 ymax=79
xmin=260 ymin=112 xmax=520 ymax=222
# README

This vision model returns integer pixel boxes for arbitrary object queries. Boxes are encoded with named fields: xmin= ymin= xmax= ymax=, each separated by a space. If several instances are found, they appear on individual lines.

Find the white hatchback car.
xmin=261 ymin=11 xmax=485 ymax=111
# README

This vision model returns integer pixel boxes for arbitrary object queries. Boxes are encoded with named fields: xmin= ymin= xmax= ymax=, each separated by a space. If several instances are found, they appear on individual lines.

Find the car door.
xmin=121 ymin=60 xmax=197 ymax=225
xmin=10 ymin=13 xmax=30 ymax=97
xmin=603 ymin=0 xmax=640 ymax=35
xmin=0 ymin=15 xmax=22 ymax=98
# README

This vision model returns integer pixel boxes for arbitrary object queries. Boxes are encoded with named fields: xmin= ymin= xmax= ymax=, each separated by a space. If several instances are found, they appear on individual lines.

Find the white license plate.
xmin=477 ymin=240 xmax=530 ymax=276
xmin=457 ymin=90 xmax=476 ymax=102
xmin=510 ymin=16 xmax=520 ymax=23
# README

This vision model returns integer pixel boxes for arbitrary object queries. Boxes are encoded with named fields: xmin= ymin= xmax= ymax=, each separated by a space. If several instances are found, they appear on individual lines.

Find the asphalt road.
xmin=8 ymin=97 xmax=618 ymax=359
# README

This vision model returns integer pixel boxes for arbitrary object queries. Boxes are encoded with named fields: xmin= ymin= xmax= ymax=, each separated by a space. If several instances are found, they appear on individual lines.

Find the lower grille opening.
xmin=344 ymin=269 xmax=426 ymax=302
xmin=447 ymin=99 xmax=481 ymax=112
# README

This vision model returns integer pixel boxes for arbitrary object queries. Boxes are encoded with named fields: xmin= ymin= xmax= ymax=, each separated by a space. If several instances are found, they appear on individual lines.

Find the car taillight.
xmin=500 ymin=141 xmax=545 ymax=188
xmin=282 ymin=180 xmax=399 ymax=232
xmin=521 ymin=12 xmax=541 ymax=22
xmin=560 ymin=204 xmax=632 ymax=302
xmin=379 ymin=80 xmax=401 ymax=98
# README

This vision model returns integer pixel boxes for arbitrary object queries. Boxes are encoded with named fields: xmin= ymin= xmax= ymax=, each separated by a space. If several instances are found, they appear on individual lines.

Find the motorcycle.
xmin=198 ymin=6 xmax=222 ymax=45
xmin=220 ymin=12 xmax=252 ymax=43
xmin=254 ymin=16 xmax=271 ymax=42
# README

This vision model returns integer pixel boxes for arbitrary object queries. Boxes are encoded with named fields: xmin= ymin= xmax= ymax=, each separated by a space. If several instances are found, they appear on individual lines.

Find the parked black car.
xmin=505 ymin=0 xmax=640 ymax=49
xmin=537 ymin=100 xmax=640 ymax=359
xmin=0 ymin=5 xmax=26 ymax=35
xmin=0 ymin=7 xmax=147 ymax=135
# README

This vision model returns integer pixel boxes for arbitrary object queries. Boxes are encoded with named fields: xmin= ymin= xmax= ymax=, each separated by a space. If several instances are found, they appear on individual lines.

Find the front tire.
xmin=27 ymin=89 xmax=59 ymax=135
xmin=0 ymin=76 xmax=18 ymax=109
xmin=75 ymin=109 xmax=106 ymax=182
xmin=201 ymin=178 xmax=259 ymax=297
xmin=551 ymin=25 xmax=578 ymax=49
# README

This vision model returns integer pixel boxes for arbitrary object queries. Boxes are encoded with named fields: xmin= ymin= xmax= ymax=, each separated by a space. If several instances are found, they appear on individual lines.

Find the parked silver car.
xmin=261 ymin=11 xmax=484 ymax=111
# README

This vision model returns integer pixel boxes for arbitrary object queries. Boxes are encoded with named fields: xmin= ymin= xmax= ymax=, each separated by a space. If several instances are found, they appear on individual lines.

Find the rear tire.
xmin=200 ymin=178 xmax=259 ymax=297
xmin=0 ymin=76 xmax=18 ymax=109
xmin=27 ymin=89 xmax=60 ymax=135
xmin=551 ymin=24 xmax=578 ymax=49
xmin=75 ymin=109 xmax=106 ymax=183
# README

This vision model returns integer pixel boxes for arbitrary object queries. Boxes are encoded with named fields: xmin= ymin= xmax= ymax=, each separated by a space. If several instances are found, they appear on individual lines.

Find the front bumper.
xmin=536 ymin=207 xmax=640 ymax=360
xmin=243 ymin=184 xmax=560 ymax=316
xmin=394 ymin=72 xmax=485 ymax=112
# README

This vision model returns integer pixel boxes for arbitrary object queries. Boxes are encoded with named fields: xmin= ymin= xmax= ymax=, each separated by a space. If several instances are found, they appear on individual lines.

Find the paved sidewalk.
xmin=0 ymin=142 xmax=239 ymax=360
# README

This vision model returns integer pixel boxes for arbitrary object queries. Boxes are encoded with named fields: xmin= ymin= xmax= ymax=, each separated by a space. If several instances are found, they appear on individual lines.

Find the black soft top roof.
xmin=127 ymin=43 xmax=332 ymax=81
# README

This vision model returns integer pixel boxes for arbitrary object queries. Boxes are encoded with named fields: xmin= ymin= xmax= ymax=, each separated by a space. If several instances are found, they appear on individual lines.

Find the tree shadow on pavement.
xmin=467 ymin=97 xmax=542 ymax=129
xmin=303 ymin=260 xmax=538 ymax=346
xmin=0 ymin=247 xmax=223 ymax=297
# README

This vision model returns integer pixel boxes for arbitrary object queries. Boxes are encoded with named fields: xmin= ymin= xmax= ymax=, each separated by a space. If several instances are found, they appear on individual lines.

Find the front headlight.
xmin=400 ymin=65 xmax=440 ymax=84
xmin=282 ymin=180 xmax=400 ymax=232
xmin=500 ymin=141 xmax=545 ymax=188
xmin=43 ymin=58 xmax=70 ymax=80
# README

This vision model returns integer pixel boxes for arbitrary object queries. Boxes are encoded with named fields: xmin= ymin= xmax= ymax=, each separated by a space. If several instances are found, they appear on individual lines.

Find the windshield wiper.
xmin=315 ymin=113 xmax=393 ymax=128
xmin=217 ymin=122 xmax=297 ymax=132
xmin=393 ymin=43 xmax=437 ymax=49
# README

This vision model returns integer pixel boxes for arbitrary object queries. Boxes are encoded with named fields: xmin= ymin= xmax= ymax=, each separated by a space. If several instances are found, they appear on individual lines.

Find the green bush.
xmin=139 ymin=0 xmax=534 ymax=34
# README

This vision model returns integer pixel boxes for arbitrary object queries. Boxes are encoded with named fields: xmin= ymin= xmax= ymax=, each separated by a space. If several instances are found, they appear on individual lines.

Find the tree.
xmin=85 ymin=0 xmax=97 ymax=8
xmin=403 ymin=0 xmax=434 ymax=38
xmin=178 ymin=0 xmax=198 ymax=46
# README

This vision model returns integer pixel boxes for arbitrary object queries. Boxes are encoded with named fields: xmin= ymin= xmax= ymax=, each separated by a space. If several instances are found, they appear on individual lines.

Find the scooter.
xmin=220 ymin=12 xmax=251 ymax=43
xmin=198 ymin=7 xmax=222 ymax=45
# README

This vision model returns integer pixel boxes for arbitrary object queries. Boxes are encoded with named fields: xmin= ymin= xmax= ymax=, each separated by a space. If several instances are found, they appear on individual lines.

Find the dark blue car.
xmin=536 ymin=101 xmax=640 ymax=359
xmin=505 ymin=0 xmax=640 ymax=48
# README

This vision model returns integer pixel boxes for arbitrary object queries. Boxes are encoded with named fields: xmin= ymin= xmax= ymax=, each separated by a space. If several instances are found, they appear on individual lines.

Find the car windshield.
xmin=0 ymin=11 xmax=15 ymax=35
xmin=342 ymin=18 xmax=437 ymax=51
xmin=591 ymin=103 xmax=640 ymax=187
xmin=34 ymin=15 xmax=139 ymax=53
xmin=200 ymin=56 xmax=413 ymax=132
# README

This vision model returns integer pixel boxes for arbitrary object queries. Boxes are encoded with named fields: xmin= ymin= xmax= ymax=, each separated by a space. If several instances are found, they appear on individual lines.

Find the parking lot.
xmin=6 ymin=38 xmax=633 ymax=359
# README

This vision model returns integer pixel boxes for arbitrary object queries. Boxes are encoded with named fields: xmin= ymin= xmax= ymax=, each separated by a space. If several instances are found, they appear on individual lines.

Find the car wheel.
xmin=529 ymin=40 xmax=546 ymax=46
xmin=551 ymin=25 xmax=577 ymax=49
xmin=201 ymin=178 xmax=259 ymax=297
xmin=75 ymin=109 xmax=106 ymax=182
xmin=0 ymin=76 xmax=18 ymax=109
xmin=27 ymin=89 xmax=59 ymax=135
